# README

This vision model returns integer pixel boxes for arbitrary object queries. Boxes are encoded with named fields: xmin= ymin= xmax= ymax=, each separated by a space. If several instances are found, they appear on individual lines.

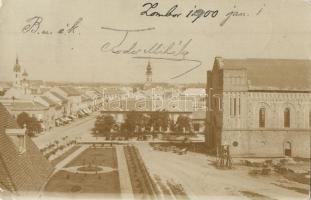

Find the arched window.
xmin=259 ymin=108 xmax=265 ymax=128
xmin=284 ymin=108 xmax=290 ymax=128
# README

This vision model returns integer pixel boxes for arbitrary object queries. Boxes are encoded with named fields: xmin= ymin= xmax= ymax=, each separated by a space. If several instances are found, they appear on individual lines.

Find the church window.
xmin=230 ymin=98 xmax=232 ymax=116
xmin=230 ymin=97 xmax=239 ymax=116
xmin=284 ymin=108 xmax=290 ymax=128
xmin=238 ymin=98 xmax=241 ymax=115
xmin=259 ymin=108 xmax=265 ymax=128
xmin=233 ymin=98 xmax=237 ymax=116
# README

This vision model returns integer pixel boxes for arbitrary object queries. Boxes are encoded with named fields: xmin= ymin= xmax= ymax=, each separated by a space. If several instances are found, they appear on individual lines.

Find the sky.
xmin=0 ymin=0 xmax=310 ymax=83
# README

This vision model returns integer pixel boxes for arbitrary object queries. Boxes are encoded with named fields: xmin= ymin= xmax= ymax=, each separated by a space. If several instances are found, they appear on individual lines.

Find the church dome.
xmin=22 ymin=69 xmax=28 ymax=77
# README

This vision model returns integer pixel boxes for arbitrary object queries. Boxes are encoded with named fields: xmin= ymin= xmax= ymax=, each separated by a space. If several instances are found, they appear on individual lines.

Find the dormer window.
xmin=5 ymin=128 xmax=27 ymax=154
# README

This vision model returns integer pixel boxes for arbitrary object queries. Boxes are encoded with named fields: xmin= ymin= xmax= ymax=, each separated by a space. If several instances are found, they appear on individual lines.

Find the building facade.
xmin=50 ymin=86 xmax=81 ymax=115
xmin=207 ymin=57 xmax=311 ymax=158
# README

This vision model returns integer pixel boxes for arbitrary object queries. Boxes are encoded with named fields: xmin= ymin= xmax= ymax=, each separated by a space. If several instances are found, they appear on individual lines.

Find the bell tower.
xmin=144 ymin=61 xmax=152 ymax=89
xmin=13 ymin=57 xmax=22 ymax=88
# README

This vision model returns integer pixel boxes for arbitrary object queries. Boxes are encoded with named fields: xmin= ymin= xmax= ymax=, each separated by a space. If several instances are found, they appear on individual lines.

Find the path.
xmin=54 ymin=145 xmax=88 ymax=172
xmin=116 ymin=145 xmax=135 ymax=200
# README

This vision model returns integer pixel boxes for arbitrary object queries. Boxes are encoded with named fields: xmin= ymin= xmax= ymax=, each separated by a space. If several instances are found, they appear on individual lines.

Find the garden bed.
xmin=50 ymin=145 xmax=81 ymax=166
xmin=45 ymin=147 xmax=120 ymax=196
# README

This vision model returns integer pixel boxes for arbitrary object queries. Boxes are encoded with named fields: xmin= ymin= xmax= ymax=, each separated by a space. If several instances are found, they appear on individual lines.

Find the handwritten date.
xmin=141 ymin=3 xmax=219 ymax=23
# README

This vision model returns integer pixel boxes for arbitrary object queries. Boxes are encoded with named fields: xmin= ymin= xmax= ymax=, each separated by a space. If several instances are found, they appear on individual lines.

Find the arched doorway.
xmin=284 ymin=141 xmax=292 ymax=157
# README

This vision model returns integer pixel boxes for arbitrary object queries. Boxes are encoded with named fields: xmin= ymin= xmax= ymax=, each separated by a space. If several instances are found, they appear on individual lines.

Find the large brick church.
xmin=207 ymin=57 xmax=311 ymax=158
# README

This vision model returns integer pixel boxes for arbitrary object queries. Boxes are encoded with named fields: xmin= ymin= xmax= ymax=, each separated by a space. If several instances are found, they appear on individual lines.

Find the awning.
xmin=78 ymin=110 xmax=85 ymax=115
xmin=83 ymin=108 xmax=90 ymax=114
xmin=60 ymin=117 xmax=69 ymax=122
xmin=65 ymin=117 xmax=72 ymax=121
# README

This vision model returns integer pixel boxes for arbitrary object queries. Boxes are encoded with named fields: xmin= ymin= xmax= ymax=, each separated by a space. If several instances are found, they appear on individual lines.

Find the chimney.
xmin=5 ymin=125 xmax=27 ymax=154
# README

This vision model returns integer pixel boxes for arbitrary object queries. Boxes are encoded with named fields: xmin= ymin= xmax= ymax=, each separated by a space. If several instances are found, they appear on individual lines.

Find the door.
xmin=284 ymin=141 xmax=292 ymax=157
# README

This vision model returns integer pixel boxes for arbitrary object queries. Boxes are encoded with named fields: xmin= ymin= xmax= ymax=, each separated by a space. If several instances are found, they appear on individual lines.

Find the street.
xmin=32 ymin=112 xmax=97 ymax=148
xmin=137 ymin=143 xmax=309 ymax=200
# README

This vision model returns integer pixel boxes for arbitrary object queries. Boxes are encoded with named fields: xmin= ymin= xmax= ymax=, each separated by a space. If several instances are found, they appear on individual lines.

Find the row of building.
xmin=0 ymin=58 xmax=103 ymax=132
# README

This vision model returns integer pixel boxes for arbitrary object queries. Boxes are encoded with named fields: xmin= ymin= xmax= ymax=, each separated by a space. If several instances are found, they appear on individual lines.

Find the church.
xmin=206 ymin=57 xmax=311 ymax=158
xmin=4 ymin=57 xmax=32 ymax=100
xmin=143 ymin=61 xmax=153 ymax=90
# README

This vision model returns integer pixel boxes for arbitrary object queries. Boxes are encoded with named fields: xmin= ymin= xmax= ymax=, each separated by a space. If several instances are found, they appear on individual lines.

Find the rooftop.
xmin=220 ymin=58 xmax=311 ymax=91
xmin=59 ymin=86 xmax=81 ymax=96
xmin=50 ymin=91 xmax=68 ymax=103
xmin=81 ymin=95 xmax=92 ymax=102
xmin=0 ymin=103 xmax=53 ymax=193
xmin=11 ymin=101 xmax=48 ymax=111
xmin=40 ymin=96 xmax=58 ymax=106
xmin=181 ymin=88 xmax=206 ymax=96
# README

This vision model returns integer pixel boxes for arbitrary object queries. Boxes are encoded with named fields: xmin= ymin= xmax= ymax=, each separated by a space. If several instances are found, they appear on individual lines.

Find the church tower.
xmin=21 ymin=69 xmax=29 ymax=89
xmin=13 ymin=57 xmax=22 ymax=88
xmin=144 ymin=61 xmax=152 ymax=89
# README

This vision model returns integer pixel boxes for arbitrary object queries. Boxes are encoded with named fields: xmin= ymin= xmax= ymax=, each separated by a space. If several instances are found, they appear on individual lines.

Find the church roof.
xmin=221 ymin=58 xmax=311 ymax=91
xmin=0 ymin=103 xmax=54 ymax=193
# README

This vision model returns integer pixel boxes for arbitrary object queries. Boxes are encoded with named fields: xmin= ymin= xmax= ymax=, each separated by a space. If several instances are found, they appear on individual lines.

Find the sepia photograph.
xmin=0 ymin=0 xmax=310 ymax=199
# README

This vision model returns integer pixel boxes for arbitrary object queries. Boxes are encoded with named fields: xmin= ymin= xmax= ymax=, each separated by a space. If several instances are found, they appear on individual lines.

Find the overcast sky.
xmin=0 ymin=0 xmax=310 ymax=83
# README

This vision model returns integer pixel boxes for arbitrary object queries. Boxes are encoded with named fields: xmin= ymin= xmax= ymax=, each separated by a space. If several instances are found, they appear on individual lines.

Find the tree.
xmin=16 ymin=112 xmax=30 ymax=128
xmin=175 ymin=115 xmax=192 ymax=134
xmin=27 ymin=117 xmax=42 ymax=136
xmin=149 ymin=111 xmax=169 ymax=132
xmin=16 ymin=112 xmax=42 ymax=137
xmin=123 ymin=112 xmax=140 ymax=132
xmin=122 ymin=112 xmax=148 ymax=136
xmin=93 ymin=114 xmax=116 ymax=136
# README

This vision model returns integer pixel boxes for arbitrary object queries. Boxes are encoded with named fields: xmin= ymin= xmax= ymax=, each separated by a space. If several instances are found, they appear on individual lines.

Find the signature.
xmin=100 ymin=27 xmax=191 ymax=59
xmin=22 ymin=16 xmax=83 ymax=34
xmin=100 ymin=27 xmax=201 ymax=79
